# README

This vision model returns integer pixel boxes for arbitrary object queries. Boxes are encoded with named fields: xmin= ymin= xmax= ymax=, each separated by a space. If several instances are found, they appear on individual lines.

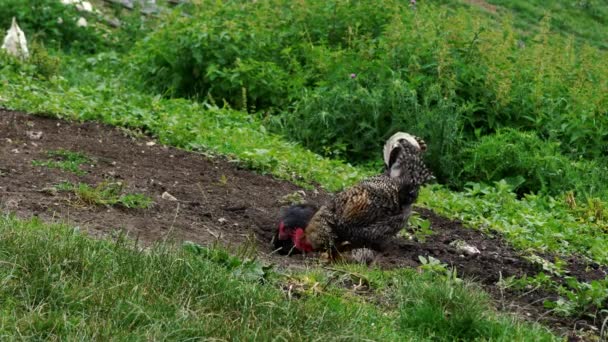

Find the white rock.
xmin=449 ymin=240 xmax=481 ymax=256
xmin=161 ymin=191 xmax=177 ymax=201
xmin=2 ymin=17 xmax=29 ymax=60
xmin=25 ymin=131 xmax=43 ymax=140
xmin=77 ymin=1 xmax=93 ymax=12
xmin=76 ymin=17 xmax=88 ymax=27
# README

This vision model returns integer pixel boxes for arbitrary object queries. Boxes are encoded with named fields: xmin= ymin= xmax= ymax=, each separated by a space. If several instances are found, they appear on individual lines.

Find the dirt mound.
xmin=0 ymin=110 xmax=604 ymax=337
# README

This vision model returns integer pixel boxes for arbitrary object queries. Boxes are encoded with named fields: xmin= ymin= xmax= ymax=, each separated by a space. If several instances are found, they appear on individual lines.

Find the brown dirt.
xmin=0 ymin=109 xmax=605 ymax=339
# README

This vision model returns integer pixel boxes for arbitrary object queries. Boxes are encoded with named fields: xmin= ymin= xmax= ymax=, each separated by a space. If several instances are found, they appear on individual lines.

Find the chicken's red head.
xmin=273 ymin=204 xmax=317 ymax=255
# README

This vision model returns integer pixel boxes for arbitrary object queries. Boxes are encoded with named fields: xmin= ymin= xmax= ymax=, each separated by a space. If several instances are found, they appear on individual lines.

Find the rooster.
xmin=273 ymin=132 xmax=433 ymax=256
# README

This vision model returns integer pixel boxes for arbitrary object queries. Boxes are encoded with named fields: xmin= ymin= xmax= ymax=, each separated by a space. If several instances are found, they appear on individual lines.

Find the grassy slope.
xmin=485 ymin=0 xmax=608 ymax=49
xmin=0 ymin=0 xmax=607 ymax=338
xmin=0 ymin=216 xmax=555 ymax=340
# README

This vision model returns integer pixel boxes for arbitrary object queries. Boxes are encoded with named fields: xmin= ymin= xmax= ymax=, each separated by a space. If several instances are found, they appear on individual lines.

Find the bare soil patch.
xmin=0 ymin=109 xmax=604 ymax=338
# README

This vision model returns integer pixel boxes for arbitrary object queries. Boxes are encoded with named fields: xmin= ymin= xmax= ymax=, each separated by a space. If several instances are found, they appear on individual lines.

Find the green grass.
xmin=0 ymin=215 xmax=556 ymax=340
xmin=32 ymin=149 xmax=91 ymax=176
xmin=55 ymin=181 xmax=153 ymax=209
xmin=484 ymin=0 xmax=608 ymax=49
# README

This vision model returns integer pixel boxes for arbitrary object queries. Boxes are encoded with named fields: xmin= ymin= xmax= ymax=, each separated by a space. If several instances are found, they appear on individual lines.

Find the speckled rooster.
xmin=274 ymin=132 xmax=433 ymax=256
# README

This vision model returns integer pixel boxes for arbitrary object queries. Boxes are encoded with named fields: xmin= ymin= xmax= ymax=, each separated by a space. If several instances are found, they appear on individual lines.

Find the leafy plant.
xmin=403 ymin=212 xmax=433 ymax=243
xmin=418 ymin=255 xmax=448 ymax=273
xmin=129 ymin=0 xmax=608 ymax=201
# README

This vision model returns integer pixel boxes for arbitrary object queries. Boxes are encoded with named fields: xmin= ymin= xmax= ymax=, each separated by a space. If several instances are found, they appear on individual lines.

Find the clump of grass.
xmin=32 ymin=149 xmax=91 ymax=176
xmin=55 ymin=181 xmax=152 ymax=209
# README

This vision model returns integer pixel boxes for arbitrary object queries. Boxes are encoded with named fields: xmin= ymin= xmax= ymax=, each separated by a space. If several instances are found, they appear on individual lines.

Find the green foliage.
xmin=0 ymin=43 xmax=60 ymax=80
xmin=55 ymin=181 xmax=153 ymax=209
xmin=131 ymin=1 xmax=399 ymax=112
xmin=419 ymin=182 xmax=608 ymax=265
xmin=32 ymin=149 xmax=91 ymax=175
xmin=459 ymin=129 xmax=608 ymax=197
xmin=0 ymin=0 xmax=103 ymax=53
xmin=131 ymin=0 xmax=608 ymax=200
xmin=403 ymin=212 xmax=434 ymax=243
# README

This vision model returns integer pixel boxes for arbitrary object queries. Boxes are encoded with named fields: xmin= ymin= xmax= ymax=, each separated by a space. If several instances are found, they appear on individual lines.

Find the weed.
xmin=405 ymin=212 xmax=434 ymax=243
xmin=418 ymin=255 xmax=448 ymax=274
xmin=55 ymin=181 xmax=152 ymax=209
xmin=32 ymin=149 xmax=91 ymax=176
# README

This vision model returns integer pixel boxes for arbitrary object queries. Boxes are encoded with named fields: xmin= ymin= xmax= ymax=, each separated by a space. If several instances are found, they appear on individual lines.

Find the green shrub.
xmin=459 ymin=129 xmax=608 ymax=197
xmin=131 ymin=0 xmax=405 ymax=111
xmin=132 ymin=7 xmax=296 ymax=111
xmin=0 ymin=0 xmax=103 ymax=53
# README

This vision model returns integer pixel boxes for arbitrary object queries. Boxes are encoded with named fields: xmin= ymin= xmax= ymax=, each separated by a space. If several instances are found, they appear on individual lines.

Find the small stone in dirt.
xmin=218 ymin=217 xmax=227 ymax=224
xmin=161 ymin=191 xmax=178 ymax=201
xmin=146 ymin=141 xmax=156 ymax=146
xmin=449 ymin=239 xmax=481 ymax=256
xmin=10 ymin=148 xmax=19 ymax=154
